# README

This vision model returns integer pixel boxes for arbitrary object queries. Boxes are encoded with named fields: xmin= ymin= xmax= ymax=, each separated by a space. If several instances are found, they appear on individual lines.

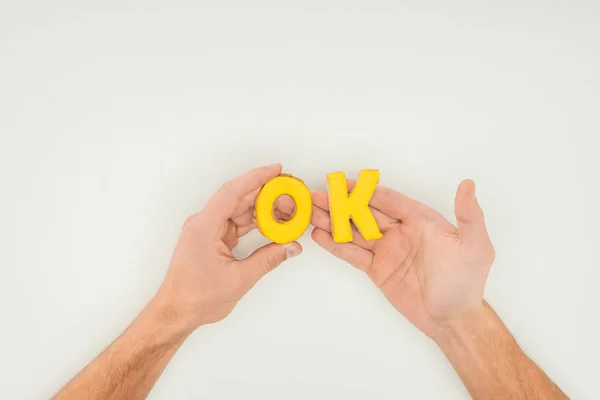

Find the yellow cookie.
xmin=327 ymin=169 xmax=383 ymax=243
xmin=255 ymin=174 xmax=312 ymax=244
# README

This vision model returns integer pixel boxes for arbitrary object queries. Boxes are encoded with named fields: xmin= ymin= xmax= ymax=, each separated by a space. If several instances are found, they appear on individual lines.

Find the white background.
xmin=1 ymin=1 xmax=599 ymax=399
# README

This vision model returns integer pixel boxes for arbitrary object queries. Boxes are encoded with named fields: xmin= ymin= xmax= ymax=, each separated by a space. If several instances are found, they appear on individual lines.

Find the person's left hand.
xmin=310 ymin=179 xmax=495 ymax=338
xmin=151 ymin=163 xmax=302 ymax=335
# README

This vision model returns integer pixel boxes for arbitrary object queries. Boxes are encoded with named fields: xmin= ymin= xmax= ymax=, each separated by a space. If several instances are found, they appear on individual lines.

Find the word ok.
xmin=255 ymin=170 xmax=382 ymax=244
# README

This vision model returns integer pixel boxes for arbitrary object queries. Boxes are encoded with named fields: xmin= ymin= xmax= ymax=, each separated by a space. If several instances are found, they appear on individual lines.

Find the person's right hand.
xmin=310 ymin=179 xmax=495 ymax=338
xmin=151 ymin=164 xmax=302 ymax=336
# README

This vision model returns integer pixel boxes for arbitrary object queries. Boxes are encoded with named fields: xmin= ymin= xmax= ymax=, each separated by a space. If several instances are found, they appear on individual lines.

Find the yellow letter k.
xmin=327 ymin=169 xmax=383 ymax=243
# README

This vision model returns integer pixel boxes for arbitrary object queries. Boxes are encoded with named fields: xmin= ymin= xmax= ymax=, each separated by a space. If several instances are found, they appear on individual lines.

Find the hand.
xmin=152 ymin=164 xmax=302 ymax=335
xmin=310 ymin=179 xmax=495 ymax=338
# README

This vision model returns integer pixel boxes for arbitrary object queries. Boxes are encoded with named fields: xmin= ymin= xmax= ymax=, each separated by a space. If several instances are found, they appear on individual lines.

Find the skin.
xmin=311 ymin=178 xmax=568 ymax=399
xmin=53 ymin=163 xmax=302 ymax=400
xmin=53 ymin=165 xmax=568 ymax=400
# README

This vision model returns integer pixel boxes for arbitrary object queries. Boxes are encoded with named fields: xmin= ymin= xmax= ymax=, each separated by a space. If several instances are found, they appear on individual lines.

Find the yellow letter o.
xmin=255 ymin=175 xmax=312 ymax=244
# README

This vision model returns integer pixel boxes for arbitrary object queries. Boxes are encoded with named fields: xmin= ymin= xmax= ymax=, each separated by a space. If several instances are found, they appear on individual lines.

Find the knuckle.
xmin=329 ymin=242 xmax=340 ymax=256
xmin=220 ymin=179 xmax=241 ymax=201
xmin=476 ymin=240 xmax=496 ymax=266
xmin=221 ymin=179 xmax=234 ymax=193
xmin=264 ymin=253 xmax=280 ymax=271
xmin=487 ymin=243 xmax=496 ymax=264
xmin=183 ymin=214 xmax=195 ymax=227
xmin=475 ymin=206 xmax=485 ymax=221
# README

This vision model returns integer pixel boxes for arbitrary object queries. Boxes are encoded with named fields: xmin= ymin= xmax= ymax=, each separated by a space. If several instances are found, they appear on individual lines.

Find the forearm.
xmin=53 ymin=299 xmax=189 ymax=400
xmin=433 ymin=302 xmax=568 ymax=400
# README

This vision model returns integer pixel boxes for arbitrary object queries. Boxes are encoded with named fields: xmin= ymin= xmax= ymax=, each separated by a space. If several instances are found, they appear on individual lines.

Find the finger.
xmin=272 ymin=195 xmax=295 ymax=221
xmin=310 ymin=204 xmax=331 ymax=231
xmin=273 ymin=210 xmax=293 ymax=221
xmin=238 ymin=241 xmax=302 ymax=284
xmin=207 ymin=163 xmax=283 ymax=220
xmin=183 ymin=187 xmax=263 ymax=232
xmin=231 ymin=195 xmax=295 ymax=235
xmin=236 ymin=222 xmax=256 ymax=237
xmin=311 ymin=186 xmax=398 ymax=230
xmin=231 ymin=208 xmax=255 ymax=229
xmin=274 ymin=194 xmax=296 ymax=216
xmin=369 ymin=185 xmax=425 ymax=221
xmin=454 ymin=179 xmax=494 ymax=252
xmin=346 ymin=180 xmax=414 ymax=224
xmin=311 ymin=228 xmax=373 ymax=272
xmin=369 ymin=229 xmax=412 ymax=287
xmin=323 ymin=178 xmax=423 ymax=221
xmin=223 ymin=223 xmax=239 ymax=249
xmin=231 ymin=188 xmax=260 ymax=219
xmin=310 ymin=205 xmax=375 ymax=250
xmin=311 ymin=190 xmax=397 ymax=230
xmin=182 ymin=214 xmax=194 ymax=228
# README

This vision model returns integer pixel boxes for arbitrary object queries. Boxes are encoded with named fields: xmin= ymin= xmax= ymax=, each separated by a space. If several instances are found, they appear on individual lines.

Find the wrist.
xmin=430 ymin=302 xmax=493 ymax=349
xmin=141 ymin=296 xmax=195 ymax=344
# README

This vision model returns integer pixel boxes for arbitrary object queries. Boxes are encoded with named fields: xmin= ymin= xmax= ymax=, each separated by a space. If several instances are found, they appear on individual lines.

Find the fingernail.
xmin=285 ymin=244 xmax=301 ymax=259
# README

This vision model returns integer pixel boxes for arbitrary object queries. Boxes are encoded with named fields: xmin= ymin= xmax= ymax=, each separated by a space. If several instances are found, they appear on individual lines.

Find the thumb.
xmin=454 ymin=179 xmax=490 ymax=246
xmin=238 ymin=242 xmax=302 ymax=283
